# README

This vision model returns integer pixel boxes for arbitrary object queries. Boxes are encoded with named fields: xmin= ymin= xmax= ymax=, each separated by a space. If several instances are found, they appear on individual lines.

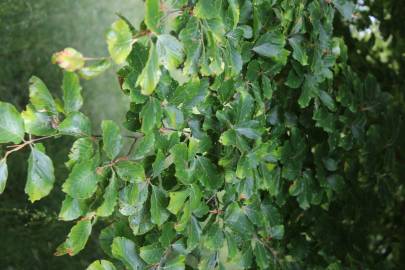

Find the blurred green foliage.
xmin=0 ymin=0 xmax=142 ymax=269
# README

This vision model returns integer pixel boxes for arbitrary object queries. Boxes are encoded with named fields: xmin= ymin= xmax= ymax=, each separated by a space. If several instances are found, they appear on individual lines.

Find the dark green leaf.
xmin=0 ymin=159 xmax=8 ymax=194
xmin=62 ymin=72 xmax=83 ymax=114
xmin=25 ymin=146 xmax=55 ymax=202
xmin=111 ymin=237 xmax=146 ymax=269
xmin=0 ymin=101 xmax=25 ymax=144
xmin=102 ymin=120 xmax=123 ymax=159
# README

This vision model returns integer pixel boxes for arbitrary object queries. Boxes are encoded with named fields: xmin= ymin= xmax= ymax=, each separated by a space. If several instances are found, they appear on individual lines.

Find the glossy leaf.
xmin=58 ymin=112 xmax=91 ymax=136
xmin=0 ymin=159 xmax=8 ymax=194
xmin=111 ymin=237 xmax=146 ymax=269
xmin=62 ymin=160 xmax=98 ymax=199
xmin=62 ymin=72 xmax=83 ymax=114
xmin=25 ymin=146 xmax=55 ymax=202
xmin=101 ymin=120 xmax=122 ymax=159
xmin=55 ymin=219 xmax=92 ymax=256
xmin=0 ymin=101 xmax=25 ymax=144
xmin=136 ymin=43 xmax=161 ymax=95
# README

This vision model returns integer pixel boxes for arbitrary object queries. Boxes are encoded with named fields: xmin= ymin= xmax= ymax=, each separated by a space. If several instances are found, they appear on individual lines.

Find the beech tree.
xmin=0 ymin=0 xmax=404 ymax=269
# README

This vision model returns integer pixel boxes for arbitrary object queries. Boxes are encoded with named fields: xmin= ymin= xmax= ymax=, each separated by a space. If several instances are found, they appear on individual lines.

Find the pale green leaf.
xmin=59 ymin=195 xmax=88 ymax=221
xmin=136 ymin=43 xmax=161 ymax=95
xmin=79 ymin=60 xmax=111 ymax=80
xmin=167 ymin=189 xmax=189 ymax=214
xmin=145 ymin=0 xmax=162 ymax=34
xmin=157 ymin=34 xmax=184 ymax=71
xmin=86 ymin=260 xmax=116 ymax=270
xmin=139 ymin=243 xmax=165 ymax=264
xmin=106 ymin=19 xmax=133 ymax=64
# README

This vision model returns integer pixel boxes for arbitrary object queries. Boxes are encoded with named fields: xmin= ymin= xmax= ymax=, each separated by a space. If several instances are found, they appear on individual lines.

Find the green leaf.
xmin=58 ymin=112 xmax=91 ymax=136
xmin=252 ymin=32 xmax=290 ymax=64
xmin=203 ymin=223 xmax=225 ymax=251
xmin=140 ymin=243 xmax=165 ymax=264
xmin=298 ymin=74 xmax=318 ymax=108
xmin=102 ymin=120 xmax=123 ymax=159
xmin=319 ymin=90 xmax=337 ymax=111
xmin=140 ymin=97 xmax=162 ymax=133
xmin=0 ymin=101 xmax=25 ymax=144
xmin=224 ymin=202 xmax=254 ymax=236
xmin=227 ymin=0 xmax=240 ymax=28
xmin=195 ymin=0 xmax=222 ymax=19
xmin=86 ymin=260 xmax=116 ymax=270
xmin=152 ymin=150 xmax=166 ymax=177
xmin=334 ymin=0 xmax=355 ymax=21
xmin=29 ymin=76 xmax=57 ymax=115
xmin=62 ymin=72 xmax=83 ymax=114
xmin=170 ymin=143 xmax=193 ymax=184
xmin=131 ymin=133 xmax=156 ymax=160
xmin=111 ymin=237 xmax=146 ymax=269
xmin=55 ymin=219 xmax=92 ymax=256
xmin=25 ymin=146 xmax=55 ymax=202
xmin=254 ymin=241 xmax=271 ymax=269
xmin=129 ymin=206 xmax=154 ymax=236
xmin=167 ymin=189 xmax=189 ymax=214
xmin=21 ymin=105 xmax=55 ymax=136
xmin=289 ymin=170 xmax=313 ymax=209
xmin=97 ymin=173 xmax=119 ymax=217
xmin=65 ymin=138 xmax=94 ymax=168
xmin=151 ymin=185 xmax=170 ymax=226
xmin=163 ymin=106 xmax=184 ymax=130
xmin=0 ymin=159 xmax=8 ymax=194
xmin=163 ymin=255 xmax=186 ymax=270
xmin=157 ymin=34 xmax=184 ymax=71
xmin=59 ymin=195 xmax=87 ymax=221
xmin=106 ymin=19 xmax=133 ymax=64
xmin=179 ymin=17 xmax=202 ymax=75
xmin=115 ymin=161 xmax=145 ymax=182
xmin=62 ymin=160 xmax=98 ymax=199
xmin=194 ymin=156 xmax=223 ymax=190
xmin=136 ymin=43 xmax=161 ymax=95
xmin=52 ymin=48 xmax=85 ymax=72
xmin=187 ymin=216 xmax=202 ymax=251
xmin=145 ymin=0 xmax=162 ymax=34
xmin=79 ymin=60 xmax=111 ymax=80
xmin=288 ymin=35 xmax=308 ymax=66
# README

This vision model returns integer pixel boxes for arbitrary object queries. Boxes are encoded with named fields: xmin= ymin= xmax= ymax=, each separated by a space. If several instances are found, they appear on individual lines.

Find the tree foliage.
xmin=1 ymin=0 xmax=404 ymax=269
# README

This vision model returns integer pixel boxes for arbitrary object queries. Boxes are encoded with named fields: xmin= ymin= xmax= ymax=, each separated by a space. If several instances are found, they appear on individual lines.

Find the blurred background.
xmin=0 ymin=0 xmax=143 ymax=268
xmin=0 ymin=0 xmax=404 ymax=269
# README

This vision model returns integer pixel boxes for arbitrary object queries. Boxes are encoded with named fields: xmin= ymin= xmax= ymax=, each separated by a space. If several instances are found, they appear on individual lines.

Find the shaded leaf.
xmin=111 ymin=237 xmax=146 ymax=269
